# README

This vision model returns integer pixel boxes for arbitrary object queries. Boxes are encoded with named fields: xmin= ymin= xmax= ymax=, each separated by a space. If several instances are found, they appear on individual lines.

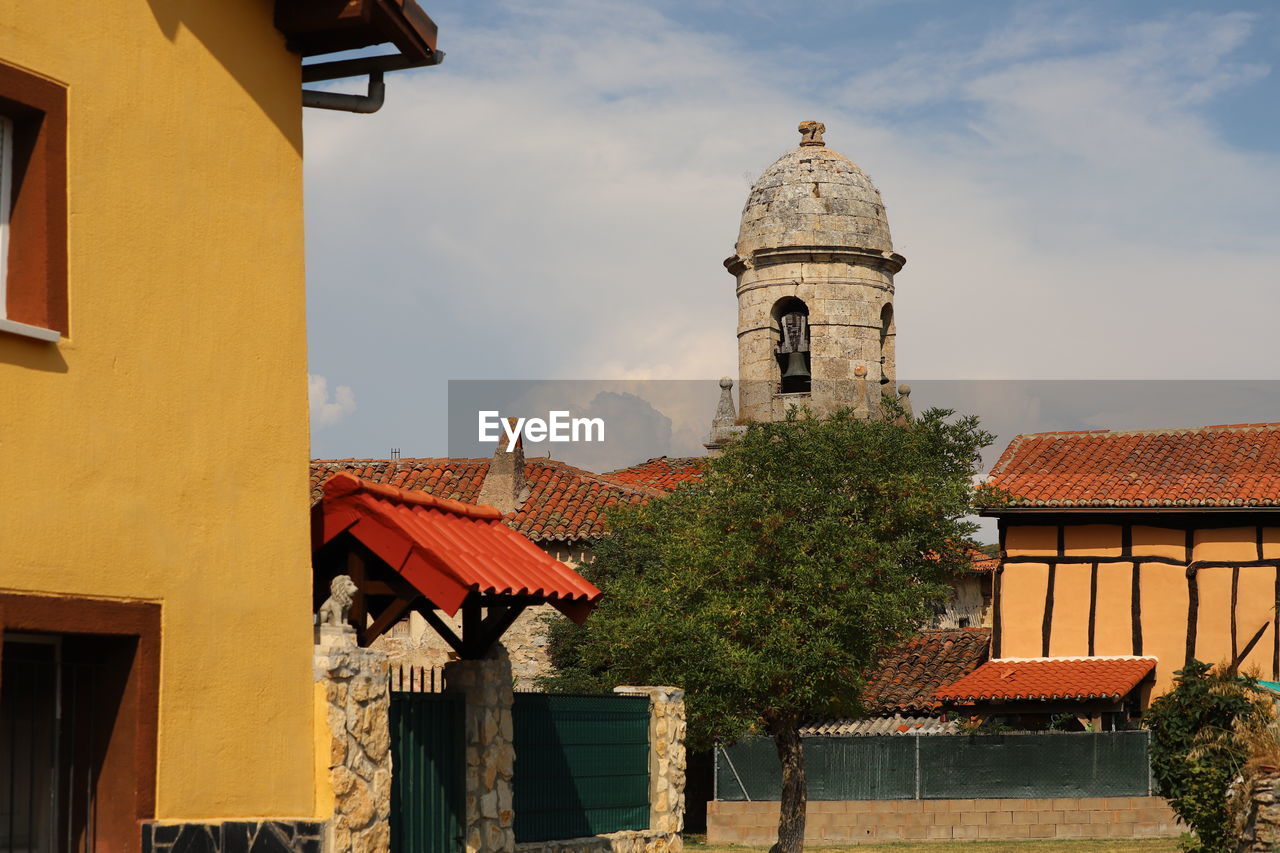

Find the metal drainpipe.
xmin=302 ymin=70 xmax=385 ymax=113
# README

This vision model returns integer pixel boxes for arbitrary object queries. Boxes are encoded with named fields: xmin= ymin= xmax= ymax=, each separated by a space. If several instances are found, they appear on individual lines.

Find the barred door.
xmin=389 ymin=692 xmax=465 ymax=853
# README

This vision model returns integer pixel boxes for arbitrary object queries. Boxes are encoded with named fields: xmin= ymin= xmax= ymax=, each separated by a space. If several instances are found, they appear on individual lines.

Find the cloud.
xmin=309 ymin=374 xmax=357 ymax=428
xmin=302 ymin=1 xmax=1280 ymax=459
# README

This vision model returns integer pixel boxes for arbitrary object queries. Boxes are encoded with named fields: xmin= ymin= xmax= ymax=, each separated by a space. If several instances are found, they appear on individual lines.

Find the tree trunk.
xmin=769 ymin=721 xmax=807 ymax=853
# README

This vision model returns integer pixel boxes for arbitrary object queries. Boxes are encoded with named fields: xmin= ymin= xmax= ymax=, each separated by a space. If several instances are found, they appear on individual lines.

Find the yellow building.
xmin=0 ymin=2 xmax=437 ymax=850
xmin=970 ymin=423 xmax=1280 ymax=722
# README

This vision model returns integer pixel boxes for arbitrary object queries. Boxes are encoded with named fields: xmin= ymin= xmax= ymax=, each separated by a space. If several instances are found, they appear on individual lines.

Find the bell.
xmin=780 ymin=350 xmax=811 ymax=392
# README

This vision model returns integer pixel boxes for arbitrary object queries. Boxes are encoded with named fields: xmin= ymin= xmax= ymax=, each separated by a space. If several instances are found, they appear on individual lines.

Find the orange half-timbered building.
xmin=980 ymin=423 xmax=1280 ymax=701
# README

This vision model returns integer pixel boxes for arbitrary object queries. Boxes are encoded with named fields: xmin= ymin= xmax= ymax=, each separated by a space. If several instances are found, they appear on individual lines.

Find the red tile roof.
xmin=311 ymin=458 xmax=660 ymax=543
xmin=967 ymin=549 xmax=999 ymax=572
xmin=933 ymin=656 xmax=1157 ymax=703
xmin=607 ymin=456 xmax=705 ymax=492
xmin=862 ymin=629 xmax=991 ymax=714
xmin=315 ymin=473 xmax=602 ymax=621
xmin=983 ymin=423 xmax=1280 ymax=509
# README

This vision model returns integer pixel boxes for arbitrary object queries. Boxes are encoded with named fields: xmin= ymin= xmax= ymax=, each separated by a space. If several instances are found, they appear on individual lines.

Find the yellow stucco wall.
xmin=0 ymin=0 xmax=314 ymax=820
xmin=1000 ymin=521 xmax=1280 ymax=697
xmin=1236 ymin=567 xmax=1275 ymax=678
xmin=1000 ymin=562 xmax=1048 ymax=658
xmin=1047 ymin=563 xmax=1091 ymax=657
xmin=1139 ymin=563 xmax=1187 ymax=695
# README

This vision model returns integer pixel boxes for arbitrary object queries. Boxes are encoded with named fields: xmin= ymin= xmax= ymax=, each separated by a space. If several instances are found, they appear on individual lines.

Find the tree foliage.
xmin=540 ymin=405 xmax=991 ymax=852
xmin=1146 ymin=660 xmax=1269 ymax=853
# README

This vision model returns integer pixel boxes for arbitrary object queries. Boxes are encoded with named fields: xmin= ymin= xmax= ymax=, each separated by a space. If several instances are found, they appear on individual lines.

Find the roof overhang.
xmin=982 ymin=506 xmax=1280 ymax=519
xmin=276 ymin=0 xmax=444 ymax=81
xmin=313 ymin=473 xmax=602 ymax=652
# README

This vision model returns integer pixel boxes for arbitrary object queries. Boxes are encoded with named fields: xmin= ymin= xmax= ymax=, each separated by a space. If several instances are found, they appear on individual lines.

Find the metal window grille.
xmin=0 ymin=638 xmax=102 ymax=853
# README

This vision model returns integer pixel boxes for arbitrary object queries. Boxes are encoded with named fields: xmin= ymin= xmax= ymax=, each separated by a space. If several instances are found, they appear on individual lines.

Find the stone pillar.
xmin=1235 ymin=767 xmax=1280 ymax=851
xmin=315 ymin=626 xmax=393 ymax=853
xmin=445 ymin=643 xmax=516 ymax=853
xmin=614 ymin=686 xmax=686 ymax=835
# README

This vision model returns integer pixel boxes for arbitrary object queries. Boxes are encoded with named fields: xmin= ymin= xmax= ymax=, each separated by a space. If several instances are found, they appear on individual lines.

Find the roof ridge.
xmin=323 ymin=472 xmax=503 ymax=520
xmin=313 ymin=457 xmax=490 ymax=465
xmin=1014 ymin=422 xmax=1280 ymax=440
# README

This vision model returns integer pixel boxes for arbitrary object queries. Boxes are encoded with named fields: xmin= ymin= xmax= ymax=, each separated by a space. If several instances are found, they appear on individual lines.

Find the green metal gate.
xmin=390 ymin=691 xmax=465 ymax=853
xmin=512 ymin=693 xmax=650 ymax=843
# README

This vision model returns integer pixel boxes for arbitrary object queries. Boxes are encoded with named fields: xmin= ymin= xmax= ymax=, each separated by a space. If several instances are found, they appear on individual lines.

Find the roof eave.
xmin=981 ymin=505 xmax=1280 ymax=517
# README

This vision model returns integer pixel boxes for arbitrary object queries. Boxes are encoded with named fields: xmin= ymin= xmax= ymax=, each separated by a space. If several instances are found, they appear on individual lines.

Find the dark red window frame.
xmin=0 ymin=62 xmax=67 ymax=336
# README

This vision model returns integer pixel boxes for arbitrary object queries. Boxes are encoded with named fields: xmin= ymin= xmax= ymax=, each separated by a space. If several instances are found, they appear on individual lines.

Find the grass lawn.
xmin=684 ymin=835 xmax=1181 ymax=853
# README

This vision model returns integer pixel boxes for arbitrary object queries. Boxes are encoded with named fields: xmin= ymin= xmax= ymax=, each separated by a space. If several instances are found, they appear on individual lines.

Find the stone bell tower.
xmin=713 ymin=121 xmax=907 ymax=440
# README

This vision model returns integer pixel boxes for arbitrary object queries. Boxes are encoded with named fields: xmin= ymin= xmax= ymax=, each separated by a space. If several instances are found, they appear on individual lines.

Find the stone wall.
xmin=142 ymin=821 xmax=325 ymax=853
xmin=514 ymin=829 xmax=681 ymax=853
xmin=446 ymin=644 xmax=517 ymax=853
xmin=708 ymin=797 xmax=1181 ymax=845
xmin=614 ymin=686 xmax=687 ymax=835
xmin=315 ymin=626 xmax=393 ymax=853
xmin=1235 ymin=768 xmax=1280 ymax=852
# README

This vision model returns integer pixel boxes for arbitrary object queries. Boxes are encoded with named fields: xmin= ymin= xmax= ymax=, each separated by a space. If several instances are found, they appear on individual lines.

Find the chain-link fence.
xmin=716 ymin=731 xmax=1152 ymax=801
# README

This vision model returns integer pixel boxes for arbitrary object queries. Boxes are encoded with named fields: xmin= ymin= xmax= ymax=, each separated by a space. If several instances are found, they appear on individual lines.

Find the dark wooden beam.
xmin=366 ymin=594 xmax=420 ymax=644
xmin=420 ymin=607 xmax=465 ymax=657
xmin=1233 ymin=621 xmax=1270 ymax=672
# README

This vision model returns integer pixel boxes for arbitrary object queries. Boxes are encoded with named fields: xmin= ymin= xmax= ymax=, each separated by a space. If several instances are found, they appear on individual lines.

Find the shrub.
xmin=1145 ymin=660 xmax=1269 ymax=853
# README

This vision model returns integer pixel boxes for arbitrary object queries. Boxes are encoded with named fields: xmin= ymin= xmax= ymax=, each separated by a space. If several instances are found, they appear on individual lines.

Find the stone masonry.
xmin=726 ymin=123 xmax=907 ymax=426
xmin=708 ymin=796 xmax=1181 ymax=845
xmin=1235 ymin=768 xmax=1280 ymax=852
xmin=315 ymin=626 xmax=393 ymax=853
xmin=446 ymin=643 xmax=517 ymax=853
xmin=614 ymin=686 xmax=687 ymax=835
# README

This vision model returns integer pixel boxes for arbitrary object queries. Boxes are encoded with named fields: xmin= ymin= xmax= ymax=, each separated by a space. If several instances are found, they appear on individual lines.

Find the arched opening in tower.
xmin=772 ymin=297 xmax=811 ymax=394
xmin=879 ymin=303 xmax=895 ymax=386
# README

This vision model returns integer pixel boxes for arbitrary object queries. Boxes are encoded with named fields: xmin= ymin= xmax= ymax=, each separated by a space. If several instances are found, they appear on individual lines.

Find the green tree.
xmin=1146 ymin=660 xmax=1268 ymax=853
xmin=541 ymin=406 xmax=991 ymax=853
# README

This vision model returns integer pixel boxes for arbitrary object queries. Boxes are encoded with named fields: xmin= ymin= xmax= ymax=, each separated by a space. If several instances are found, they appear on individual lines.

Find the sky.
xmin=303 ymin=0 xmax=1280 ymax=465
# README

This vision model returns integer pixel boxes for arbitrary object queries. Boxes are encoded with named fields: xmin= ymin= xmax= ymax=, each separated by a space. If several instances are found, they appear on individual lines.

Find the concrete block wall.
xmin=707 ymin=797 xmax=1182 ymax=845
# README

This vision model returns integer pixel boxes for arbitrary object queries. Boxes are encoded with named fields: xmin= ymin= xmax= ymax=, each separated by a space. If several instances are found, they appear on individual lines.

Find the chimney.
xmin=477 ymin=418 xmax=526 ymax=514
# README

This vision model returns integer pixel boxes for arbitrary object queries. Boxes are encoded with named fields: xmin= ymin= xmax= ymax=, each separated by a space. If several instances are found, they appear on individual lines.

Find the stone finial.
xmin=712 ymin=377 xmax=736 ymax=427
xmin=798 ymin=120 xmax=826 ymax=147
xmin=318 ymin=574 xmax=358 ymax=627
xmin=706 ymin=377 xmax=745 ymax=453
xmin=897 ymin=384 xmax=913 ymax=422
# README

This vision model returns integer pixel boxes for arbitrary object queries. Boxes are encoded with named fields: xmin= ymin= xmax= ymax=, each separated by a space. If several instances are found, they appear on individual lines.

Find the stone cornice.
xmin=724 ymin=244 xmax=906 ymax=276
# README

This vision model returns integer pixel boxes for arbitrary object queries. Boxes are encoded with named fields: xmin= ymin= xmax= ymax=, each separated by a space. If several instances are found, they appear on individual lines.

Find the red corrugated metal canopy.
xmin=314 ymin=472 xmax=602 ymax=623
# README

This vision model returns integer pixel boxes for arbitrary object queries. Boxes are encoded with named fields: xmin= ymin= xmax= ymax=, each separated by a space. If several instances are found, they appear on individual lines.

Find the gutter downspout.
xmin=300 ymin=50 xmax=445 ymax=114
xmin=302 ymin=70 xmax=385 ymax=114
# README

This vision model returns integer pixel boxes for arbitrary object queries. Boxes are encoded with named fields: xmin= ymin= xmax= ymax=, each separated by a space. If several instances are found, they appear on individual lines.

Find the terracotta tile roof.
xmin=967 ymin=549 xmax=1000 ymax=572
xmin=802 ymin=715 xmax=960 ymax=737
xmin=933 ymin=656 xmax=1157 ymax=704
xmin=606 ymin=456 xmax=705 ymax=492
xmin=315 ymin=473 xmax=602 ymax=621
xmin=311 ymin=458 xmax=660 ymax=543
xmin=862 ymin=628 xmax=992 ymax=714
xmin=983 ymin=423 xmax=1280 ymax=509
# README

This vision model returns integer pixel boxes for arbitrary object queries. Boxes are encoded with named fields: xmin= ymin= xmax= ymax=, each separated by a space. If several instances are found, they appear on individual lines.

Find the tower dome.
xmin=723 ymin=121 xmax=906 ymax=428
xmin=735 ymin=123 xmax=894 ymax=261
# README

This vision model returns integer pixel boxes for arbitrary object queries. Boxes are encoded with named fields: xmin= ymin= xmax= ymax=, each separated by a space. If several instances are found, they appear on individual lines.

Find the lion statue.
xmin=317 ymin=574 xmax=359 ymax=627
